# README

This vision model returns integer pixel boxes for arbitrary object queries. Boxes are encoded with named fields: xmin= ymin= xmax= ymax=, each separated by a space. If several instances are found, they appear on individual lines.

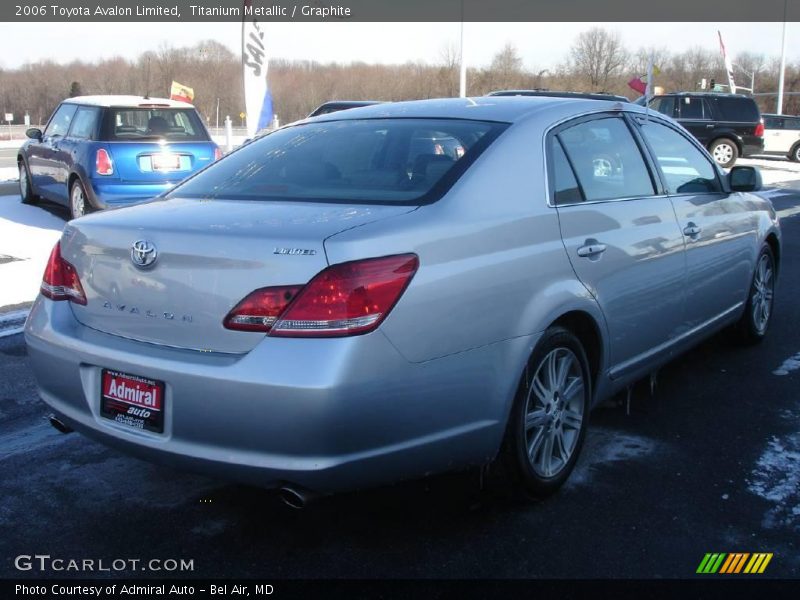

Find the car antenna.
xmin=143 ymin=55 xmax=151 ymax=100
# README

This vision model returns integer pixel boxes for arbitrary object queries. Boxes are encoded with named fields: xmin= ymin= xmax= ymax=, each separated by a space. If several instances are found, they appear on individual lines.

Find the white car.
xmin=762 ymin=113 xmax=800 ymax=162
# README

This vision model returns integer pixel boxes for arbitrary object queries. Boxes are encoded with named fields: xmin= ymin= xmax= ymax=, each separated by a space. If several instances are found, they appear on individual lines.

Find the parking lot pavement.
xmin=1 ymin=197 xmax=799 ymax=580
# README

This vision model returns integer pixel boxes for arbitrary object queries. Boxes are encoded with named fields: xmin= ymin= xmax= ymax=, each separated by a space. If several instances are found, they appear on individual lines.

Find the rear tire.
xmin=69 ymin=179 xmax=91 ymax=220
xmin=709 ymin=138 xmax=738 ymax=168
xmin=789 ymin=144 xmax=800 ymax=163
xmin=503 ymin=326 xmax=591 ymax=498
xmin=735 ymin=244 xmax=776 ymax=344
xmin=19 ymin=161 xmax=37 ymax=205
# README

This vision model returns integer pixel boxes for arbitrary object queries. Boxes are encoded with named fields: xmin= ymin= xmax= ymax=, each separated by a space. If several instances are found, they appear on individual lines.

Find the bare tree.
xmin=569 ymin=28 xmax=629 ymax=91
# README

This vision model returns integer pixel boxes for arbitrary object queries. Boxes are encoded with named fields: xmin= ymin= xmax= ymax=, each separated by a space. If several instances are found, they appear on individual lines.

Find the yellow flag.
xmin=170 ymin=81 xmax=194 ymax=103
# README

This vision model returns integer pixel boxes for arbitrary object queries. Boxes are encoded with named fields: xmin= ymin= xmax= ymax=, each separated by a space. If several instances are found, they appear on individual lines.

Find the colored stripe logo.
xmin=697 ymin=553 xmax=773 ymax=574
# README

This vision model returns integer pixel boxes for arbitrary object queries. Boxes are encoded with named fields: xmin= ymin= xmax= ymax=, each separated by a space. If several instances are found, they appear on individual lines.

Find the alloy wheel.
xmin=19 ymin=164 xmax=27 ymax=199
xmin=70 ymin=183 xmax=86 ymax=219
xmin=524 ymin=347 xmax=585 ymax=478
xmin=751 ymin=253 xmax=774 ymax=334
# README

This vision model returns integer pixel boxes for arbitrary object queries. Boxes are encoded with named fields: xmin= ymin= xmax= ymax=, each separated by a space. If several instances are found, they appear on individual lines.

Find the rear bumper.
xmin=87 ymin=180 xmax=177 ymax=209
xmin=741 ymin=136 xmax=765 ymax=158
xmin=24 ymin=298 xmax=533 ymax=494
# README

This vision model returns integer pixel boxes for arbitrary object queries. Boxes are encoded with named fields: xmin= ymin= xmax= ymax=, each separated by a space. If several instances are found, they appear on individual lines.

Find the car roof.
xmin=61 ymin=95 xmax=194 ymax=108
xmin=306 ymin=96 xmax=634 ymax=125
xmin=487 ymin=89 xmax=630 ymax=102
xmin=654 ymin=92 xmax=754 ymax=100
xmin=317 ymin=100 xmax=383 ymax=107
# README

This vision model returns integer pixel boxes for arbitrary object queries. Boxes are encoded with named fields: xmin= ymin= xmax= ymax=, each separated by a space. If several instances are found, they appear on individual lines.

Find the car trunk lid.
xmin=63 ymin=198 xmax=415 ymax=353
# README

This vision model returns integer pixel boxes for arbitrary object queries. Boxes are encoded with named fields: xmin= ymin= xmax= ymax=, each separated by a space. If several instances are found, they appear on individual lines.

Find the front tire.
xmin=709 ymin=138 xmax=738 ymax=168
xmin=504 ymin=327 xmax=591 ymax=498
xmin=735 ymin=244 xmax=776 ymax=344
xmin=19 ymin=161 xmax=37 ymax=205
xmin=69 ymin=179 xmax=90 ymax=220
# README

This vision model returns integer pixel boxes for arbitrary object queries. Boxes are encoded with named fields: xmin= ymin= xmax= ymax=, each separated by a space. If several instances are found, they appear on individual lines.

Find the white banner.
xmin=242 ymin=0 xmax=273 ymax=137
xmin=718 ymin=30 xmax=737 ymax=94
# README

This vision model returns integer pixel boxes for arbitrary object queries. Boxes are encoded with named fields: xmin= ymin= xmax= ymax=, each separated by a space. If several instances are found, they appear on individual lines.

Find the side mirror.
xmin=729 ymin=165 xmax=763 ymax=192
xmin=25 ymin=128 xmax=43 ymax=141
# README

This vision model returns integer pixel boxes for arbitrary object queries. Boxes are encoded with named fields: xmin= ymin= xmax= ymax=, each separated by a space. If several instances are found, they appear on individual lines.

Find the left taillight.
xmin=40 ymin=242 xmax=87 ymax=305
xmin=214 ymin=146 xmax=223 ymax=161
xmin=755 ymin=119 xmax=765 ymax=137
xmin=96 ymin=148 xmax=114 ymax=175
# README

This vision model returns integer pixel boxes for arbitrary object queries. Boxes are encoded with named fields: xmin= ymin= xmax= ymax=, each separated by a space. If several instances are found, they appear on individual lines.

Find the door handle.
xmin=683 ymin=223 xmax=702 ymax=237
xmin=705 ymin=124 xmax=714 ymax=128
xmin=577 ymin=241 xmax=607 ymax=258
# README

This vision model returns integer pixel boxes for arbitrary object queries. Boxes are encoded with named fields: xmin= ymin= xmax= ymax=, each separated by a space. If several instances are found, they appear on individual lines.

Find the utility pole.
xmin=777 ymin=0 xmax=788 ymax=115
xmin=216 ymin=98 xmax=220 ymax=132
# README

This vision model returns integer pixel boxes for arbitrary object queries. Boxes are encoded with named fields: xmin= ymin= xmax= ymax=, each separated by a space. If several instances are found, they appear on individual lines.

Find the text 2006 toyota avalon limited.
xmin=25 ymin=98 xmax=780 ymax=504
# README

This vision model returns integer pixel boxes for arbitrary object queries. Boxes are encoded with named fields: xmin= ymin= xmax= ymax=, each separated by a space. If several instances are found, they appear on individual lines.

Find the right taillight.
xmin=223 ymin=254 xmax=419 ymax=337
xmin=40 ymin=242 xmax=87 ymax=305
xmin=755 ymin=119 xmax=765 ymax=137
xmin=96 ymin=148 xmax=114 ymax=175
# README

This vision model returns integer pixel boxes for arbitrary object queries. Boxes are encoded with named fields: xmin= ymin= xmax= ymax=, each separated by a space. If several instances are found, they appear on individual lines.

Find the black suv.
xmin=647 ymin=92 xmax=764 ymax=167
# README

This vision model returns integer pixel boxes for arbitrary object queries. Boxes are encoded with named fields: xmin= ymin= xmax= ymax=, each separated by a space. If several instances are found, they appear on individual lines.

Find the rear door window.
xmin=68 ymin=107 xmax=100 ymax=139
xmin=764 ymin=116 xmax=783 ymax=129
xmin=715 ymin=98 xmax=759 ymax=122
xmin=677 ymin=97 xmax=709 ymax=120
xmin=556 ymin=117 xmax=656 ymax=202
xmin=638 ymin=120 xmax=721 ymax=194
xmin=550 ymin=139 xmax=583 ymax=205
xmin=167 ymin=118 xmax=506 ymax=205
xmin=44 ymin=103 xmax=78 ymax=138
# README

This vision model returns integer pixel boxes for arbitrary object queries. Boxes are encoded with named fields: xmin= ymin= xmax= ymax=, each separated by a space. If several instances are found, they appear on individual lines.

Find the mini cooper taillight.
xmin=96 ymin=148 xmax=114 ymax=175
xmin=223 ymin=254 xmax=419 ymax=337
xmin=40 ymin=242 xmax=87 ymax=305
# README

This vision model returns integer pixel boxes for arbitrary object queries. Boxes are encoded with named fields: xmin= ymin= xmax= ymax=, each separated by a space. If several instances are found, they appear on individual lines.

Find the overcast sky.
xmin=1 ymin=22 xmax=797 ymax=71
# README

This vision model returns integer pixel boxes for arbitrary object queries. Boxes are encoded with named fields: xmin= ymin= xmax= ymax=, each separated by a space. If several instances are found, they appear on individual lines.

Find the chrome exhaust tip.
xmin=48 ymin=414 xmax=73 ymax=434
xmin=279 ymin=486 xmax=311 ymax=509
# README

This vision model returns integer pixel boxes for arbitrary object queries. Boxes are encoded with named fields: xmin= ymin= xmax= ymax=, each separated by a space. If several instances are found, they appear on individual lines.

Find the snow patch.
xmin=747 ymin=433 xmax=800 ymax=531
xmin=567 ymin=427 xmax=658 ymax=488
xmin=0 ymin=167 xmax=18 ymax=182
xmin=773 ymin=352 xmax=800 ymax=376
xmin=0 ymin=195 xmax=66 ymax=309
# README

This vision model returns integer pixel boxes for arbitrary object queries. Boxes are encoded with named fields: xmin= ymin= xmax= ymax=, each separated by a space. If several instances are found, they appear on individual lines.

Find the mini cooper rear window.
xmin=167 ymin=118 xmax=507 ymax=205
xmin=104 ymin=108 xmax=209 ymax=141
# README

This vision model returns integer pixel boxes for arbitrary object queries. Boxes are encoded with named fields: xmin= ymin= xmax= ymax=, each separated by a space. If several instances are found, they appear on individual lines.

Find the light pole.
xmin=458 ymin=2 xmax=467 ymax=98
xmin=777 ymin=0 xmax=788 ymax=115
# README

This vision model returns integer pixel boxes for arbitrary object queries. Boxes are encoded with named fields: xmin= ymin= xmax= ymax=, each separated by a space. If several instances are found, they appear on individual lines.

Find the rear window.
xmin=714 ymin=97 xmax=760 ymax=122
xmin=167 ymin=118 xmax=506 ymax=205
xmin=678 ymin=97 xmax=710 ymax=120
xmin=103 ymin=108 xmax=209 ymax=141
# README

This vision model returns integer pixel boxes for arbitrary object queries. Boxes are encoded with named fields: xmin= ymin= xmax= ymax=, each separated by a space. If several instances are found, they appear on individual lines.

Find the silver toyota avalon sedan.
xmin=25 ymin=97 xmax=780 ymax=503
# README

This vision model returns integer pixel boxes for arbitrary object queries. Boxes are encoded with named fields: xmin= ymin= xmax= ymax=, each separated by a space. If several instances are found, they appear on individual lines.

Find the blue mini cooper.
xmin=17 ymin=95 xmax=221 ymax=219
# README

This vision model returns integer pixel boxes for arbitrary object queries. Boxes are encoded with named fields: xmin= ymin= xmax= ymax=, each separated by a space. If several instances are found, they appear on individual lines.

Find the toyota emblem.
xmin=130 ymin=240 xmax=158 ymax=268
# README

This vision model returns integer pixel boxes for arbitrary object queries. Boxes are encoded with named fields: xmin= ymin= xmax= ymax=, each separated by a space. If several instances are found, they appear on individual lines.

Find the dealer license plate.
xmin=100 ymin=369 xmax=165 ymax=433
